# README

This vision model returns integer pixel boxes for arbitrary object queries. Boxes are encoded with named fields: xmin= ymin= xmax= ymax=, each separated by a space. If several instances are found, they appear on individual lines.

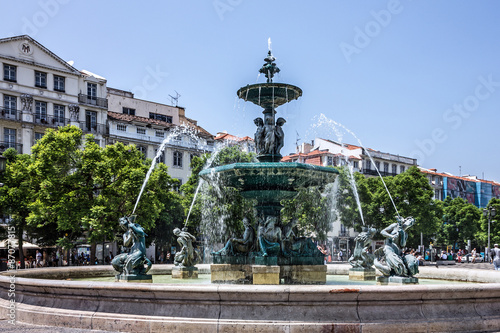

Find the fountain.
xmin=2 ymin=47 xmax=500 ymax=332
xmin=200 ymin=49 xmax=338 ymax=284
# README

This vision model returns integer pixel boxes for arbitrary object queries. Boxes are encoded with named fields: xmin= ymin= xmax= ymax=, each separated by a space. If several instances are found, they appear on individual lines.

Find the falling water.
xmin=132 ymin=126 xmax=210 ymax=215
xmin=314 ymin=114 xmax=401 ymax=218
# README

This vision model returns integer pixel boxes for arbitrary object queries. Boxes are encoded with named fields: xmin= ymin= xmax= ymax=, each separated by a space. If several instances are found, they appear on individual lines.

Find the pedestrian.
xmin=492 ymin=244 xmax=500 ymax=270
xmin=471 ymin=248 xmax=477 ymax=264
xmin=339 ymin=250 xmax=343 ymax=262
xmin=35 ymin=250 xmax=42 ymax=268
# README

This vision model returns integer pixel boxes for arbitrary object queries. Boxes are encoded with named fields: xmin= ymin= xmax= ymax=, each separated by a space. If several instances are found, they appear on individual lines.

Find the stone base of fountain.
xmin=115 ymin=274 xmax=152 ymax=283
xmin=211 ymin=264 xmax=253 ymax=284
xmin=172 ymin=266 xmax=198 ymax=279
xmin=349 ymin=268 xmax=376 ymax=281
xmin=281 ymin=265 xmax=327 ymax=284
xmin=252 ymin=265 xmax=280 ymax=285
xmin=211 ymin=263 xmax=327 ymax=285
xmin=377 ymin=276 xmax=418 ymax=285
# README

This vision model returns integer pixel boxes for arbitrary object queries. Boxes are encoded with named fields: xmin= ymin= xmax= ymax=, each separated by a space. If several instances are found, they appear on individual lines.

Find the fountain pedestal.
xmin=377 ymin=276 xmax=419 ymax=285
xmin=281 ymin=265 xmax=327 ymax=284
xmin=252 ymin=265 xmax=280 ymax=285
xmin=172 ymin=266 xmax=198 ymax=279
xmin=349 ymin=267 xmax=376 ymax=281
xmin=115 ymin=274 xmax=152 ymax=283
xmin=211 ymin=264 xmax=252 ymax=284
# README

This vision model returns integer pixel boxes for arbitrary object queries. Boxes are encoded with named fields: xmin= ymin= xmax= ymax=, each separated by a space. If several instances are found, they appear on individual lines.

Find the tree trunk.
xmin=90 ymin=242 xmax=96 ymax=265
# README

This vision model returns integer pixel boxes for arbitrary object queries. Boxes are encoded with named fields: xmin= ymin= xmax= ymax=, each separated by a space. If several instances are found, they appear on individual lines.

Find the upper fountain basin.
xmin=237 ymin=83 xmax=302 ymax=109
xmin=199 ymin=162 xmax=338 ymax=203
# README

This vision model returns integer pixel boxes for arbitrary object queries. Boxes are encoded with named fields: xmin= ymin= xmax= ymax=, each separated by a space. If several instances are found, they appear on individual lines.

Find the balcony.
xmin=79 ymin=122 xmax=108 ymax=135
xmin=34 ymin=115 xmax=70 ymax=128
xmin=363 ymin=169 xmax=398 ymax=177
xmin=0 ymin=107 xmax=21 ymax=121
xmin=0 ymin=141 xmax=22 ymax=153
xmin=78 ymin=94 xmax=108 ymax=109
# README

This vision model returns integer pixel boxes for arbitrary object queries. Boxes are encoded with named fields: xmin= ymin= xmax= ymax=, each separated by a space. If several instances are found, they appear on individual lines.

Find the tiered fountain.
xmin=200 ymin=50 xmax=338 ymax=284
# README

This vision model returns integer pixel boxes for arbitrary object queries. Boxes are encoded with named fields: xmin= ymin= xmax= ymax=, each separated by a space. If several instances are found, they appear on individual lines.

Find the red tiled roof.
xmin=214 ymin=133 xmax=254 ymax=142
xmin=419 ymin=168 xmax=500 ymax=185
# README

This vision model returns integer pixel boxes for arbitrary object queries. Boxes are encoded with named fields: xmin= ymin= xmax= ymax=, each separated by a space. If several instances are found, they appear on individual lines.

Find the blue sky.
xmin=2 ymin=1 xmax=500 ymax=181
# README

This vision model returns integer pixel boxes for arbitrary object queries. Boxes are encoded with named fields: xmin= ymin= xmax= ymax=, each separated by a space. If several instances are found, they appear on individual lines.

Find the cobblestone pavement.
xmin=2 ymin=263 xmax=499 ymax=332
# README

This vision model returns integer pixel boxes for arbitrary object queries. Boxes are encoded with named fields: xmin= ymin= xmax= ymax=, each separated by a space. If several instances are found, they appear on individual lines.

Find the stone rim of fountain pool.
xmin=2 ymin=266 xmax=500 ymax=332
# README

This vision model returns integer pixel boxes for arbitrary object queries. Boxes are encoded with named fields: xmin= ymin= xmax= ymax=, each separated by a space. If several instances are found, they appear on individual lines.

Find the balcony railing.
xmin=34 ymin=115 xmax=70 ymax=128
xmin=0 ymin=141 xmax=23 ymax=153
xmin=363 ymin=169 xmax=398 ymax=177
xmin=79 ymin=122 xmax=108 ymax=135
xmin=0 ymin=107 xmax=21 ymax=121
xmin=78 ymin=94 xmax=108 ymax=108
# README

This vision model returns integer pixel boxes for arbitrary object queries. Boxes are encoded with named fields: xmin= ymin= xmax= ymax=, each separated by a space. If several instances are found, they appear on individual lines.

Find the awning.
xmin=0 ymin=239 xmax=40 ymax=249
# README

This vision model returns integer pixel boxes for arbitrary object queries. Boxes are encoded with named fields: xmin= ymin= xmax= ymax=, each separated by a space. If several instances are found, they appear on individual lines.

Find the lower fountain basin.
xmin=2 ymin=265 xmax=500 ymax=332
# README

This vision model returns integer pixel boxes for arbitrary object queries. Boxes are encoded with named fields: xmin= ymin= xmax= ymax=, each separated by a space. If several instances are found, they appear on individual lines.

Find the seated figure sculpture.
xmin=258 ymin=216 xmax=283 ymax=257
xmin=173 ymin=227 xmax=198 ymax=267
xmin=212 ymin=217 xmax=255 ymax=256
xmin=374 ymin=216 xmax=419 ymax=277
xmin=348 ymin=227 xmax=377 ymax=268
xmin=112 ymin=215 xmax=152 ymax=277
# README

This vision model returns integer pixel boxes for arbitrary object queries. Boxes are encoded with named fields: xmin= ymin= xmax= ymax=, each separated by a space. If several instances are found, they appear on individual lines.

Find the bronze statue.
xmin=212 ymin=217 xmax=255 ymax=256
xmin=112 ymin=216 xmax=152 ymax=277
xmin=173 ymin=228 xmax=198 ymax=267
xmin=374 ymin=216 xmax=419 ymax=277
xmin=258 ymin=216 xmax=284 ymax=257
xmin=348 ymin=227 xmax=376 ymax=268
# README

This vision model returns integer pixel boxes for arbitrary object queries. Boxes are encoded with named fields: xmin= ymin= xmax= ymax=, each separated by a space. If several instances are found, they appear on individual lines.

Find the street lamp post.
xmin=483 ymin=206 xmax=496 ymax=262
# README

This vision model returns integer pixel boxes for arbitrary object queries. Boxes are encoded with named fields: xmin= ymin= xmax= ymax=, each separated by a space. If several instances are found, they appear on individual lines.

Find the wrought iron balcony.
xmin=0 ymin=107 xmax=21 ymax=121
xmin=0 ymin=141 xmax=22 ymax=153
xmin=34 ymin=115 xmax=70 ymax=127
xmin=78 ymin=94 xmax=108 ymax=108
xmin=79 ymin=122 xmax=108 ymax=135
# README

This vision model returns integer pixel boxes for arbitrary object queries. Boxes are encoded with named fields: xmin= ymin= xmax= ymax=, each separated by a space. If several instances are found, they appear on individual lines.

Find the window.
xmin=123 ymin=107 xmax=135 ymax=115
xmin=85 ymin=110 xmax=97 ymax=131
xmin=3 ymin=95 xmax=17 ymax=118
xmin=137 ymin=145 xmax=147 ymax=158
xmin=87 ymin=83 xmax=97 ymax=99
xmin=400 ymin=165 xmax=405 ymax=174
xmin=34 ymin=132 xmax=44 ymax=142
xmin=383 ymin=162 xmax=389 ymax=174
xmin=3 ymin=64 xmax=16 ymax=82
xmin=155 ymin=131 xmax=164 ymax=138
xmin=174 ymin=178 xmax=183 ymax=192
xmin=149 ymin=112 xmax=172 ymax=123
xmin=392 ymin=164 xmax=397 ymax=174
xmin=173 ymin=151 xmax=183 ymax=167
xmin=326 ymin=156 xmax=334 ymax=166
xmin=53 ymin=104 xmax=65 ymax=124
xmin=375 ymin=161 xmax=380 ymax=171
xmin=353 ymin=161 xmax=359 ymax=169
xmin=117 ymin=124 xmax=127 ymax=131
xmin=54 ymin=75 xmax=65 ymax=92
xmin=137 ymin=127 xmax=146 ymax=135
xmin=364 ymin=160 xmax=371 ymax=170
xmin=4 ymin=128 xmax=16 ymax=148
xmin=35 ymin=71 xmax=47 ymax=88
xmin=35 ymin=101 xmax=47 ymax=122
xmin=155 ymin=149 xmax=165 ymax=164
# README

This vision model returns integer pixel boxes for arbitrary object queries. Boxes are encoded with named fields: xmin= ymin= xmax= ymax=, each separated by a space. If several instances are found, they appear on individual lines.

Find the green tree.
xmin=0 ymin=149 xmax=37 ymax=268
xmin=27 ymin=125 xmax=178 ymax=258
xmin=438 ymin=197 xmax=481 ymax=250
xmin=476 ymin=198 xmax=500 ymax=249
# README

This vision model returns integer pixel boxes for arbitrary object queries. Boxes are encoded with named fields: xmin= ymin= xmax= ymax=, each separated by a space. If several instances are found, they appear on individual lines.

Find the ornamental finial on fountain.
xmin=259 ymin=50 xmax=280 ymax=83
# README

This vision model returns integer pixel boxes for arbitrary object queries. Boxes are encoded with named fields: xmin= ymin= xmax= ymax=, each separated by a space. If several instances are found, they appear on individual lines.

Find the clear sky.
xmin=2 ymin=1 xmax=500 ymax=181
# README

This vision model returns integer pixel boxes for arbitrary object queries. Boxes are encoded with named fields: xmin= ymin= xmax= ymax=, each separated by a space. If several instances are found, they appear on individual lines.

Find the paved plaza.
xmin=1 ymin=262 xmax=499 ymax=333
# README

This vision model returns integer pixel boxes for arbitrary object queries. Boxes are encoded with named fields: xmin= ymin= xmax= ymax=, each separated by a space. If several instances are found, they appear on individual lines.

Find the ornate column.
xmin=69 ymin=104 xmax=80 ymax=126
